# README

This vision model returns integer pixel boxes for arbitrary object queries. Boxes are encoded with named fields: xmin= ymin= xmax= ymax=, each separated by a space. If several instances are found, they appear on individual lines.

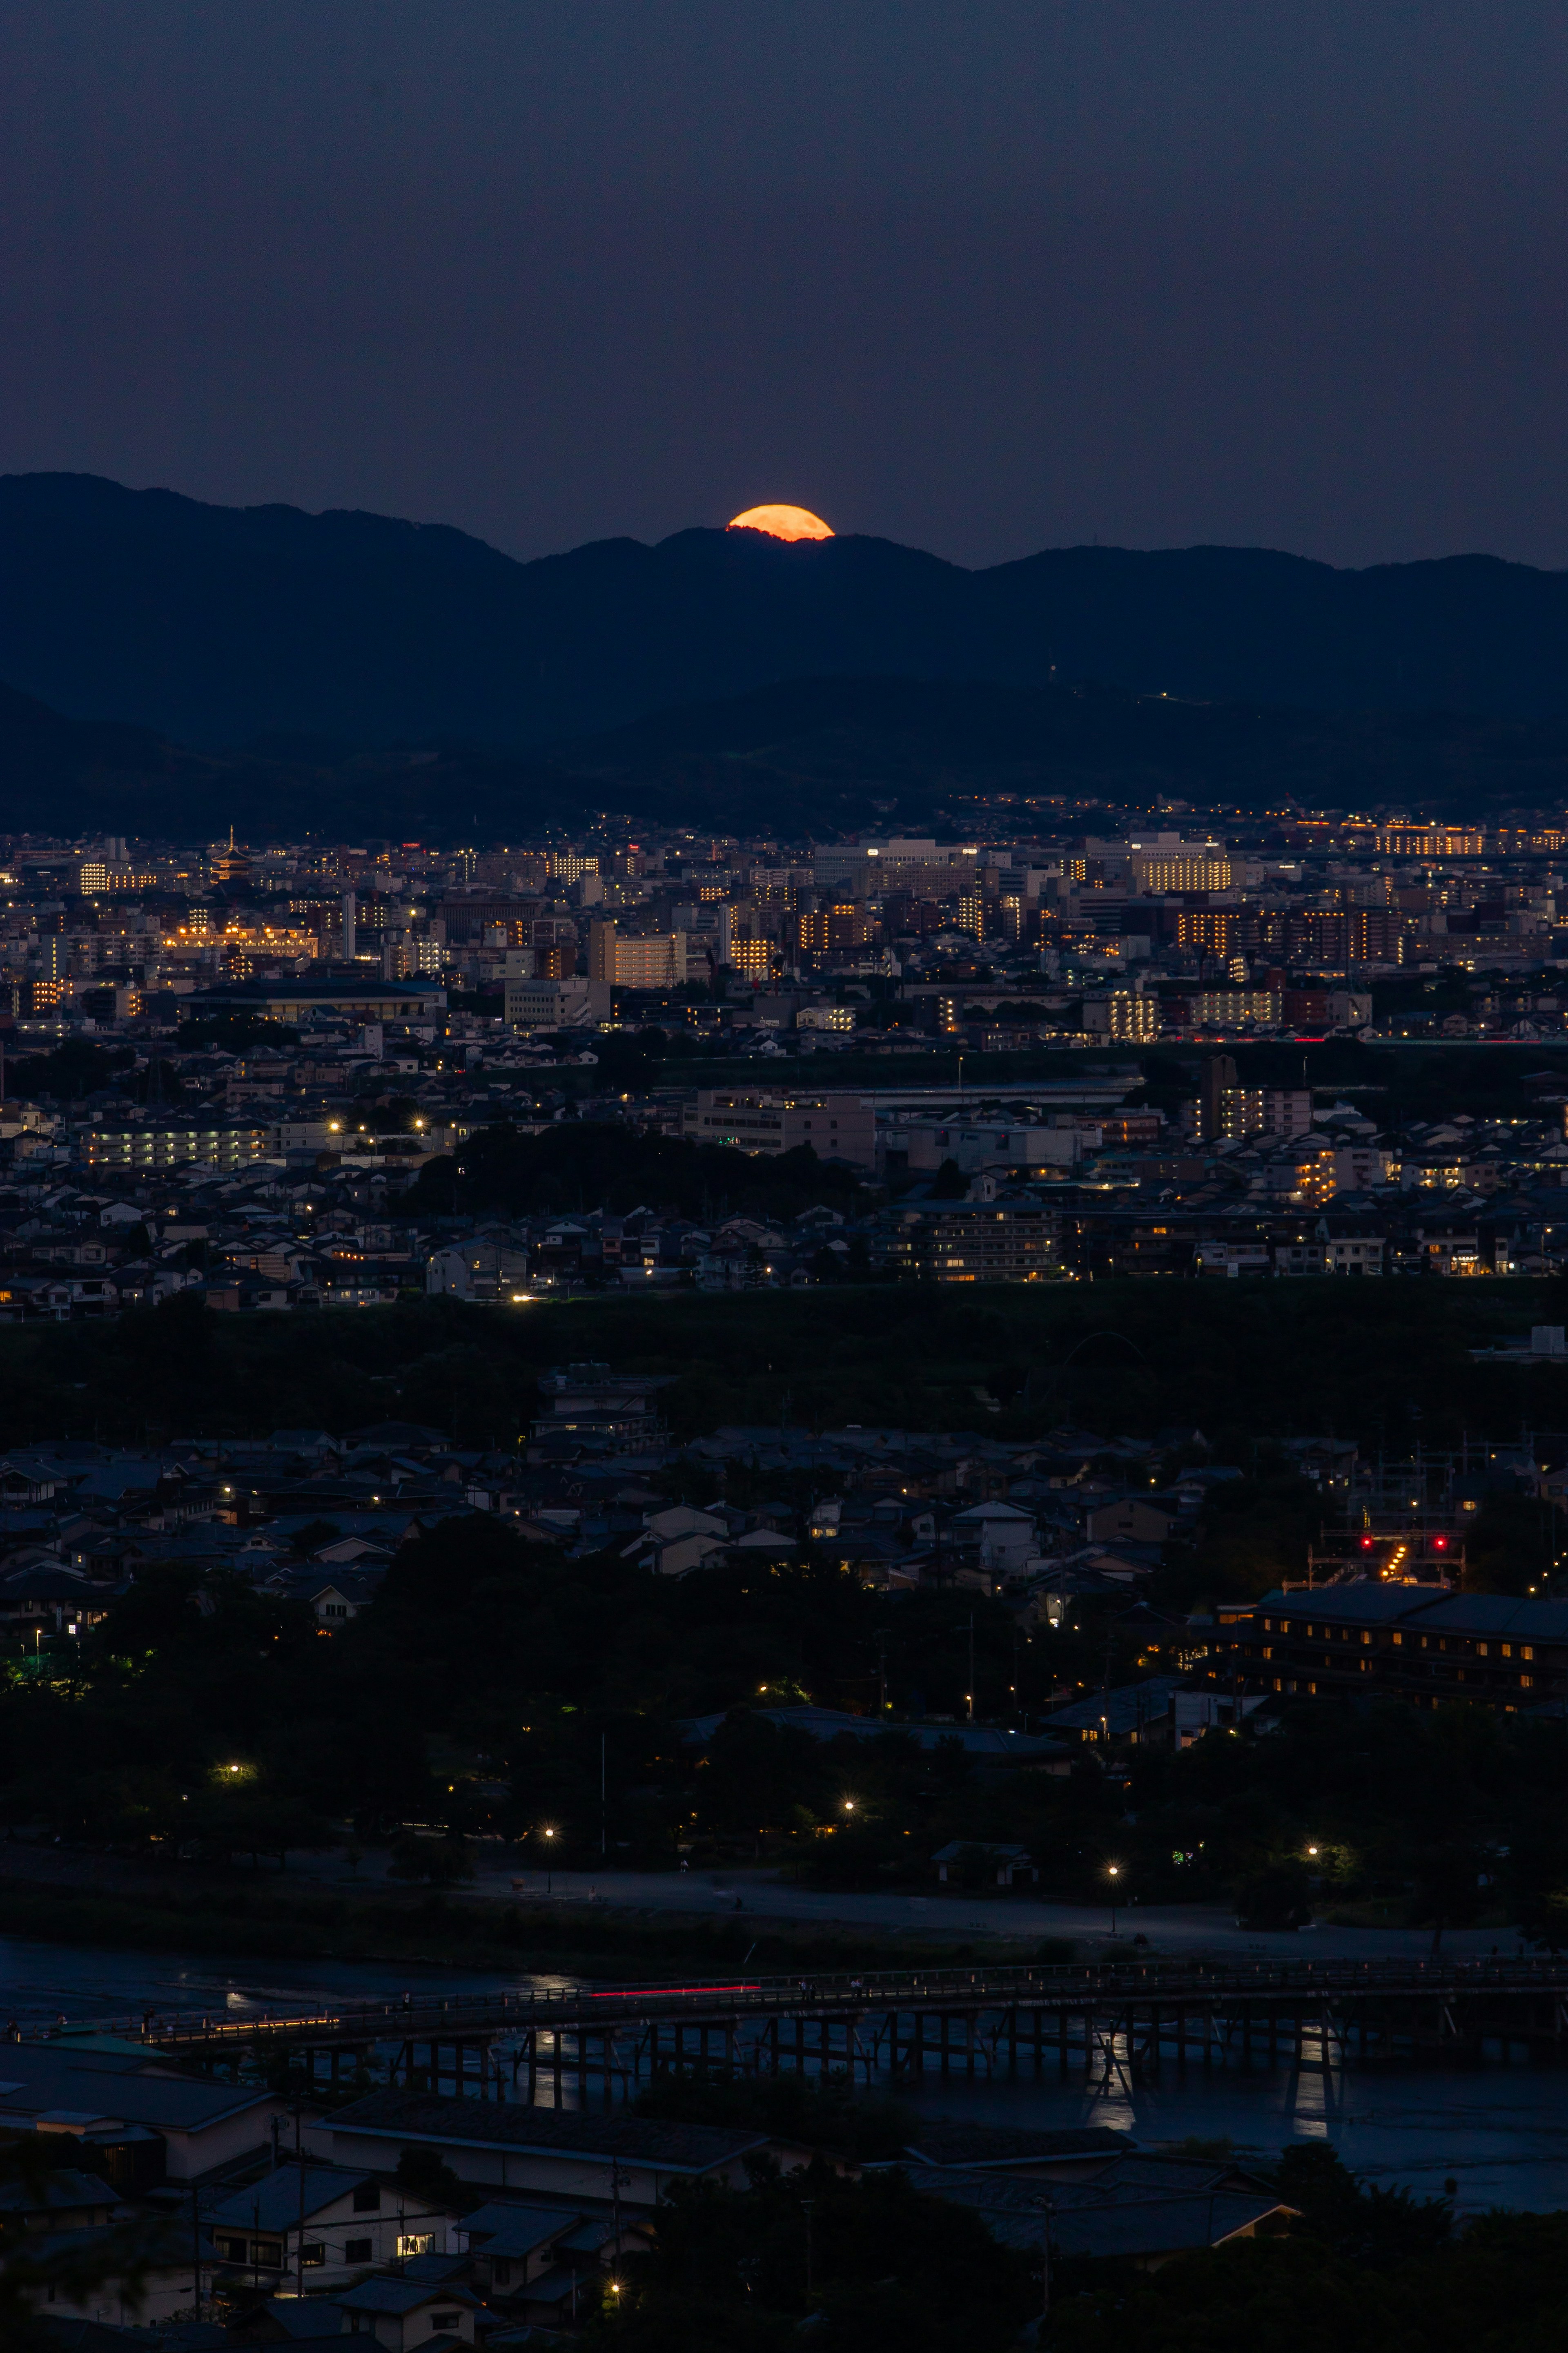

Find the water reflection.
xmin=901 ymin=2061 xmax=1568 ymax=2215
xmin=0 ymin=1936 xmax=562 ymax=2026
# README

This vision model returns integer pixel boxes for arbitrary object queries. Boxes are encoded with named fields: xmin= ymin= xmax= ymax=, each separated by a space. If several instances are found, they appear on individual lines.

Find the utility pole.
xmin=294 ymin=2103 xmax=307 ymax=2303
xmin=967 ymin=1614 xmax=975 ymax=1724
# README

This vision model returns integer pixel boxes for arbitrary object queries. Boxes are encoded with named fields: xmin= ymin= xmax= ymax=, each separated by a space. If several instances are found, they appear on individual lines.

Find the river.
xmin=7 ymin=1935 xmax=1568 ymax=2218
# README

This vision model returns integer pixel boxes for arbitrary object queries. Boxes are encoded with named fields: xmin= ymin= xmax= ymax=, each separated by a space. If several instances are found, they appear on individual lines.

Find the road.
xmin=291 ymin=1847 xmax=1517 ymax=1965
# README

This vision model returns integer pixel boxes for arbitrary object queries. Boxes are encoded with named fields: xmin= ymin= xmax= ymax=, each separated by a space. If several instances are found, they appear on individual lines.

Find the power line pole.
xmin=295 ymin=2103 xmax=307 ymax=2304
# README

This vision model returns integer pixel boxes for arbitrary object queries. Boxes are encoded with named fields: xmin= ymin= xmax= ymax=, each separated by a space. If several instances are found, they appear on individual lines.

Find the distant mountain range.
xmin=4 ymin=670 xmax=1568 ymax=844
xmin=1 ymin=472 xmax=1567 ymax=751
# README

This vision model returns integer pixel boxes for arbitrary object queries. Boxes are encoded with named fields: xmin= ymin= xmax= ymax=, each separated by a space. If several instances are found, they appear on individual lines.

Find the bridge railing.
xmin=29 ymin=1952 xmax=1568 ymax=2047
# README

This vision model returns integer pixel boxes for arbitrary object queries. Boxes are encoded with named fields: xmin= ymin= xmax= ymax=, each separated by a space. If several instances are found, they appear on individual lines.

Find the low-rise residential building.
xmin=208 ymin=2164 xmax=458 ymax=2289
xmin=685 ymin=1088 xmax=875 ymax=1167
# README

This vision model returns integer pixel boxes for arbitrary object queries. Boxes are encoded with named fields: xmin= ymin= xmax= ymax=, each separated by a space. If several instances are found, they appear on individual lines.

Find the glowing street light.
xmin=1106 ymin=1862 xmax=1122 ymax=1936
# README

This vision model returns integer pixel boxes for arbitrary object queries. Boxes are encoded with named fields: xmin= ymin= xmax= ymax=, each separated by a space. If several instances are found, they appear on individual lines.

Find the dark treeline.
xmin=0 ymin=1276 xmax=1558 ymax=1452
xmin=407 ymin=1126 xmax=869 ymax=1223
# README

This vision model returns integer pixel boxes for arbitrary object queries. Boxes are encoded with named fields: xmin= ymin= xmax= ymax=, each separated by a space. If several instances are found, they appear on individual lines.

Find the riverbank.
xmin=0 ymin=1853 xmax=1529 ymax=1977
xmin=0 ymin=1873 xmax=1031 ymax=1982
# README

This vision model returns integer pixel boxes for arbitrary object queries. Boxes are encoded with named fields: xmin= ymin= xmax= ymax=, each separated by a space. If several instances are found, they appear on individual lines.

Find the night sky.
xmin=2 ymin=1 xmax=1564 ymax=570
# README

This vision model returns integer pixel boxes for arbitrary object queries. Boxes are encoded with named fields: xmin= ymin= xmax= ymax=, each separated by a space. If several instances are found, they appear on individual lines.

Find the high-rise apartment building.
xmin=588 ymin=921 xmax=689 ymax=989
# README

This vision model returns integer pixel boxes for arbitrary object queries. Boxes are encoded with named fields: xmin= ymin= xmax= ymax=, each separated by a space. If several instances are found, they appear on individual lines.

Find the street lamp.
xmin=1106 ymin=1863 xmax=1121 ymax=1936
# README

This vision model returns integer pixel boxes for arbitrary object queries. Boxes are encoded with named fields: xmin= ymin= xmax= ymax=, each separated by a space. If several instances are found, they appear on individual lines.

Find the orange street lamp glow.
xmin=727 ymin=504 xmax=834 ymax=542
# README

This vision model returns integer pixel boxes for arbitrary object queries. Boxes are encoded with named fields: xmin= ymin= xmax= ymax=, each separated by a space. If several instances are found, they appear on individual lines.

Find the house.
xmin=315 ymin=2095 xmax=768 ymax=2207
xmin=208 ymin=2163 xmax=457 ymax=2288
xmin=309 ymin=1578 xmax=375 ymax=1626
xmin=624 ymin=1530 xmax=726 ymax=1578
xmin=902 ymin=2149 xmax=1297 ymax=2269
xmin=947 ymin=1501 xmax=1039 ymax=1573
xmin=0 ymin=2047 xmax=287 ymax=2180
xmin=931 ymin=1840 xmax=1038 ymax=1888
xmin=0 ymin=1559 xmax=115 ymax=1636
xmin=0 ymin=2170 xmax=223 ymax=2326
xmin=502 ymin=2219 xmax=629 ymax=2329
xmin=10 ymin=2215 xmax=223 ymax=2328
xmin=312 ymin=1536 xmax=391 ymax=1567
xmin=1084 ymin=1497 xmax=1179 ymax=1546
xmin=728 ymin=1528 xmax=797 ymax=1560
xmin=1042 ymin=1675 xmax=1187 ymax=1746
xmin=454 ymin=2198 xmax=640 ymax=2304
xmin=270 ymin=1430 xmax=341 ymax=1462
xmin=1172 ymin=1691 xmax=1270 ymax=1746
xmin=908 ymin=2167 xmax=1297 ymax=2267
xmin=0 ymin=1456 xmax=69 ymax=1505
xmin=335 ymin=2273 xmax=483 ymax=2346
xmin=457 ymin=2199 xmax=583 ymax=2295
xmin=0 ymin=2167 xmax=129 ymax=2235
xmin=643 ymin=1505 xmax=730 ymax=1543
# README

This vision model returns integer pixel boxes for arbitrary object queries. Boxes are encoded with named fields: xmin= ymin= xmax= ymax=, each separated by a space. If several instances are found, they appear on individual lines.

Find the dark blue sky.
xmin=1 ymin=0 xmax=1564 ymax=568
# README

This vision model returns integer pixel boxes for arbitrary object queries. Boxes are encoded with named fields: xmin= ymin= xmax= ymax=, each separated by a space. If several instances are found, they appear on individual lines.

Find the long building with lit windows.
xmin=873 ymin=1197 xmax=1061 ymax=1283
xmin=1206 ymin=1584 xmax=1568 ymax=1712
xmin=82 ymin=1121 xmax=274 ymax=1172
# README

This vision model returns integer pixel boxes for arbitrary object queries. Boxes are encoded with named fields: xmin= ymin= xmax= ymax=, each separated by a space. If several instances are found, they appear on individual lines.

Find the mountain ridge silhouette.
xmin=0 ymin=472 xmax=1565 ymax=748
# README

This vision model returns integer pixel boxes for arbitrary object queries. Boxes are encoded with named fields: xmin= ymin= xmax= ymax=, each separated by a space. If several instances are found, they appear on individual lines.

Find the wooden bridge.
xmin=31 ymin=1955 xmax=1568 ymax=2101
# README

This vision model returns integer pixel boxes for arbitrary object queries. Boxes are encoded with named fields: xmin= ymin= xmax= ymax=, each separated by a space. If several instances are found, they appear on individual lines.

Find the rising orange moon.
xmin=727 ymin=503 xmax=834 ymax=541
